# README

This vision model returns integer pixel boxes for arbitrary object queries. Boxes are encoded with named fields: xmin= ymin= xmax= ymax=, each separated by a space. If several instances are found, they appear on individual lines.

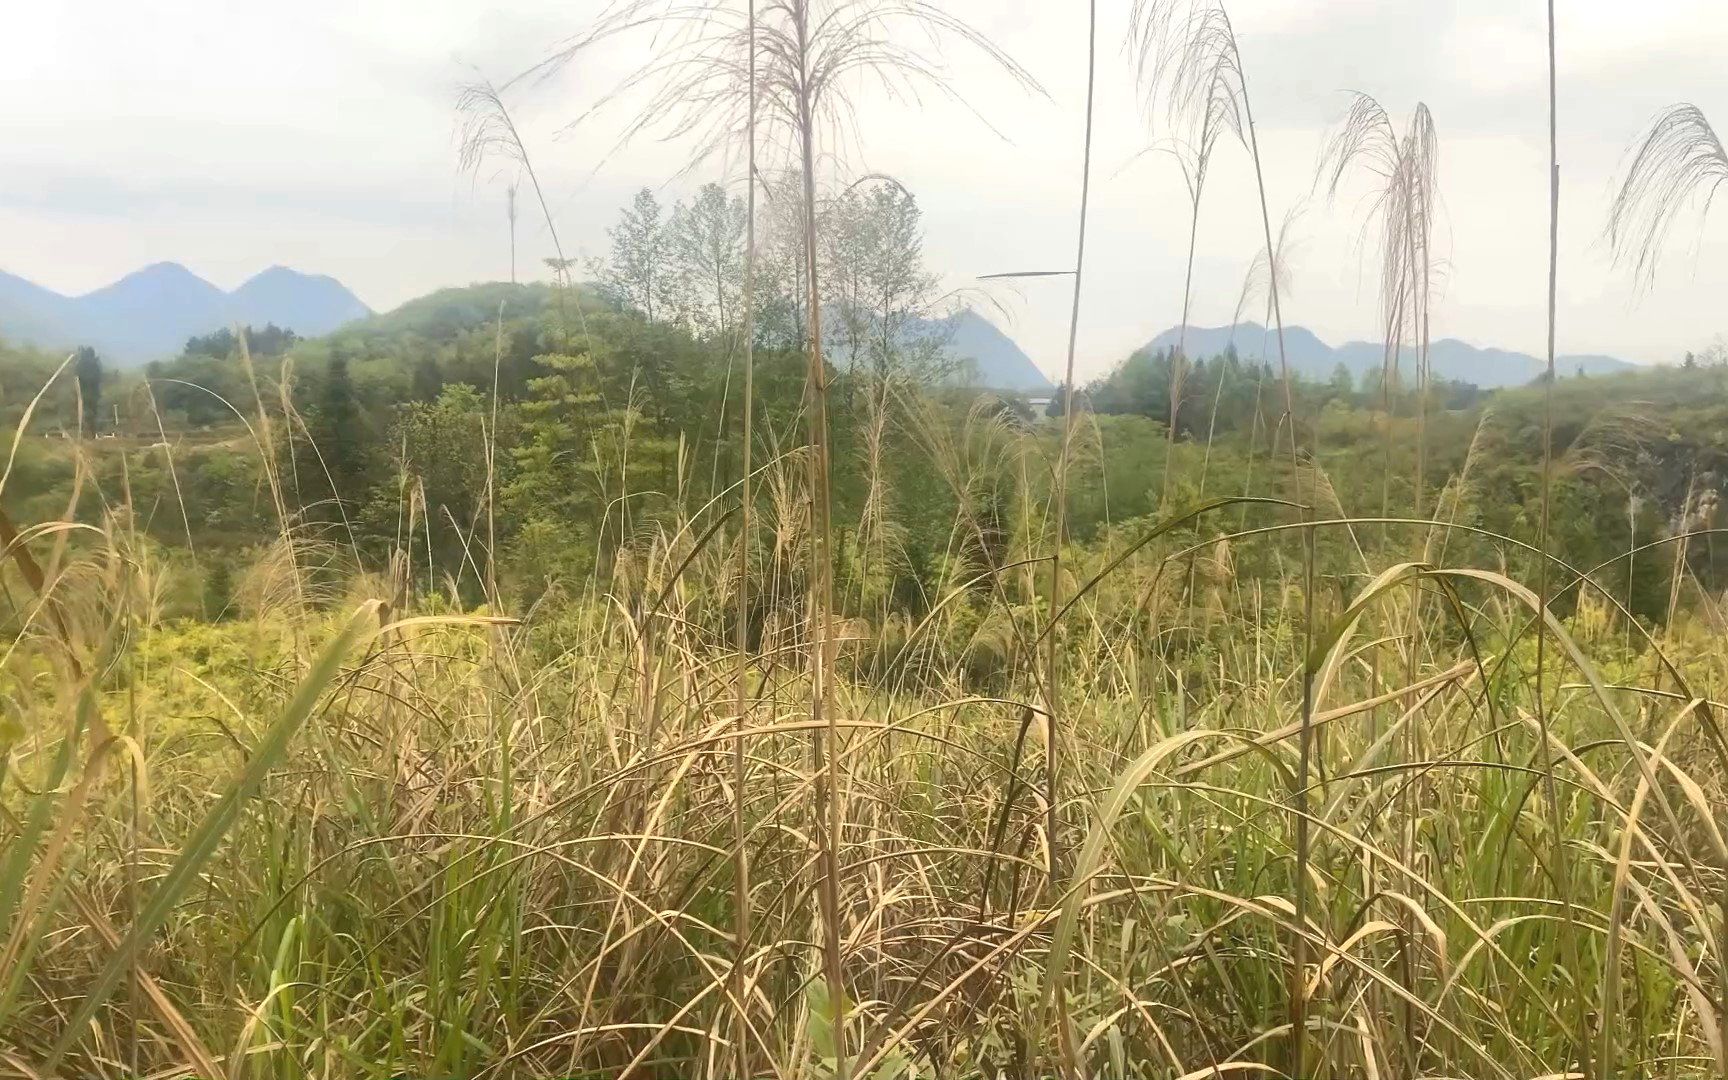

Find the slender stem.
xmin=508 ymin=184 xmax=518 ymax=285
xmin=732 ymin=3 xmax=757 ymax=1074
xmin=487 ymin=303 xmax=503 ymax=606
xmin=793 ymin=3 xmax=846 ymax=1073
xmin=1046 ymin=0 xmax=1098 ymax=883
xmin=1537 ymin=6 xmax=1593 ymax=1076
xmin=1162 ymin=174 xmax=1205 ymax=506
xmin=1240 ymin=48 xmax=1312 ymax=1077
xmin=1042 ymin=9 xmax=1096 ymax=1073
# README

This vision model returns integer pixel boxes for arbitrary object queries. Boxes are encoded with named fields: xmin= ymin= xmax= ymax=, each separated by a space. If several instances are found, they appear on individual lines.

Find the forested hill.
xmin=3 ymin=277 xmax=1724 ymax=625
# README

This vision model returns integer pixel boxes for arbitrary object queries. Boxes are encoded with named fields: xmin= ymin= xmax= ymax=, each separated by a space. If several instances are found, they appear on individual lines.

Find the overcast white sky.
xmin=4 ymin=0 xmax=1726 ymax=379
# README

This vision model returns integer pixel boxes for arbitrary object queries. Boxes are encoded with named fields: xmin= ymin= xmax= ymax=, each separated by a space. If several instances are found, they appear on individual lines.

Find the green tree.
xmin=1328 ymin=362 xmax=1355 ymax=400
xmin=386 ymin=383 xmax=493 ymax=586
xmin=668 ymin=182 xmax=746 ymax=338
xmin=73 ymin=347 xmax=102 ymax=430
xmin=410 ymin=356 xmax=443 ymax=402
xmin=753 ymin=171 xmax=813 ymax=350
xmin=313 ymin=354 xmax=367 ymax=501
xmin=821 ymin=180 xmax=948 ymax=382
xmin=183 ymin=324 xmax=299 ymax=360
xmin=601 ymin=187 xmax=674 ymax=322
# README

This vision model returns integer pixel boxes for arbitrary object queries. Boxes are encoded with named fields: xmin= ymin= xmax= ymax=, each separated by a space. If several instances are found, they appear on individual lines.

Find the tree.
xmin=73 ymin=347 xmax=102 ymax=431
xmin=391 ymin=383 xmax=493 ymax=584
xmin=410 ymin=356 xmax=443 ymax=402
xmin=820 ymin=180 xmax=949 ymax=383
xmin=1328 ymin=362 xmax=1355 ymax=399
xmin=313 ymin=354 xmax=367 ymax=500
xmin=668 ymin=182 xmax=747 ymax=338
xmin=600 ymin=187 xmax=675 ymax=322
xmin=183 ymin=324 xmax=298 ymax=360
xmin=752 ymin=171 xmax=814 ymax=350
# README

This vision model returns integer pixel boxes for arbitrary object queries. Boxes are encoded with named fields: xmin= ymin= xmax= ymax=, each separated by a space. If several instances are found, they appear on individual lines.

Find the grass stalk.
xmin=1536 ymin=6 xmax=1592 ymax=1075
xmin=732 ymin=1 xmax=758 ymax=1073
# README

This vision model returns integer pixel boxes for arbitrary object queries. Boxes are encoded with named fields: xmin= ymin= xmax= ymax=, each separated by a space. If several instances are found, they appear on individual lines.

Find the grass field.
xmin=3 ymin=0 xmax=1727 ymax=1076
xmin=1 ymin=419 xmax=1724 ymax=1078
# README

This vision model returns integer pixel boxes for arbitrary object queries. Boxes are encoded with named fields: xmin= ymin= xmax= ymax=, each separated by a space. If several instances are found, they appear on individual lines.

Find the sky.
xmin=3 ymin=0 xmax=1727 ymax=381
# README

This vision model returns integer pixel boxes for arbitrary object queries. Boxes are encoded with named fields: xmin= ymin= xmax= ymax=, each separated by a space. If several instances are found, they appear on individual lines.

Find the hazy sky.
xmin=4 ymin=0 xmax=1726 ymax=379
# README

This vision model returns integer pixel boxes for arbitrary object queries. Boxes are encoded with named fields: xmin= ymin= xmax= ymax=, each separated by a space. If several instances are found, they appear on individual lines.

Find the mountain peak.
xmin=943 ymin=308 xmax=1055 ymax=393
xmin=114 ymin=261 xmax=215 ymax=287
xmin=231 ymin=266 xmax=371 ymax=331
xmin=238 ymin=265 xmax=334 ymax=287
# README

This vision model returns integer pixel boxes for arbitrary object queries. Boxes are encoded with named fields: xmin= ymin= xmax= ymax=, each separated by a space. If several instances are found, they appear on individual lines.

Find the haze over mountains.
xmin=1143 ymin=323 xmax=1637 ymax=390
xmin=0 ymin=263 xmax=371 ymax=365
xmin=935 ymin=309 xmax=1056 ymax=394
xmin=0 ymin=260 xmax=1643 ymax=394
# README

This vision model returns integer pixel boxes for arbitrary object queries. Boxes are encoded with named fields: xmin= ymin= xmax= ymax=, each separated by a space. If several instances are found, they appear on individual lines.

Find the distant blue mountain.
xmin=826 ymin=306 xmax=1054 ymax=394
xmin=941 ymin=309 xmax=1054 ymax=393
xmin=0 ymin=270 xmax=77 ymax=347
xmin=0 ymin=263 xmax=371 ymax=365
xmin=1143 ymin=322 xmax=1637 ymax=390
xmin=230 ymin=266 xmax=372 ymax=337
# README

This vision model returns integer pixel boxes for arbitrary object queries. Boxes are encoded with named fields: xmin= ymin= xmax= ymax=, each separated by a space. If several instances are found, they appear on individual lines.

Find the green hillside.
xmin=6 ymin=282 xmax=1724 ymax=631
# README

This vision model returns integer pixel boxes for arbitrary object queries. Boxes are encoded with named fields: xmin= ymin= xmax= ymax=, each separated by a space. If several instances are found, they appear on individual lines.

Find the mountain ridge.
xmin=0 ymin=263 xmax=372 ymax=364
xmin=1143 ymin=322 xmax=1638 ymax=389
xmin=826 ymin=306 xmax=1055 ymax=393
xmin=940 ymin=309 xmax=1055 ymax=393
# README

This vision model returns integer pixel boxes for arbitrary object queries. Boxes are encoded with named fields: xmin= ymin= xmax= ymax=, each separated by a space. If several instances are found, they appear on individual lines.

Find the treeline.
xmin=1071 ymin=341 xmax=1487 ymax=441
xmin=0 ymin=178 xmax=1004 ymax=616
xmin=5 ymin=176 xmax=1728 ymax=633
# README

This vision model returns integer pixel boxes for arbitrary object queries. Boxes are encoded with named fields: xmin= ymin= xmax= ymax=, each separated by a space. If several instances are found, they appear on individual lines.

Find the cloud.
xmin=2 ymin=0 xmax=1725 ymax=374
xmin=0 ymin=168 xmax=457 ymax=227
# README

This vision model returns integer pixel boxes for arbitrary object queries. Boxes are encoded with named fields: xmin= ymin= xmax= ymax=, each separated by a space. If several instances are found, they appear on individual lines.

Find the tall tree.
xmin=314 ymin=354 xmax=366 ymax=500
xmin=753 ymin=172 xmax=813 ymax=350
xmin=821 ymin=179 xmax=948 ymax=382
xmin=668 ymin=182 xmax=747 ymax=338
xmin=1328 ymin=361 xmax=1355 ymax=399
xmin=73 ymin=347 xmax=102 ymax=431
xmin=601 ymin=187 xmax=675 ymax=322
xmin=410 ymin=356 xmax=443 ymax=402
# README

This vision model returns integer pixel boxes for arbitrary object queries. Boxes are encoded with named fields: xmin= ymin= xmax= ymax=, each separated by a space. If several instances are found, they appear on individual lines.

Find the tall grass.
xmin=2 ymin=420 xmax=1726 ymax=1078
xmin=0 ymin=4 xmax=1725 ymax=1080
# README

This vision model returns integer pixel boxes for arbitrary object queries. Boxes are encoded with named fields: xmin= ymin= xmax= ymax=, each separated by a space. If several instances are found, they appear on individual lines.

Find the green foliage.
xmin=14 ymin=280 xmax=1728 ymax=638
xmin=71 ymin=347 xmax=102 ymax=431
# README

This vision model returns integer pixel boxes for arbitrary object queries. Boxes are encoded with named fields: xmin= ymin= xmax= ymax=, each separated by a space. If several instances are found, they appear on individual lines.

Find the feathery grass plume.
xmin=1609 ymin=104 xmax=1728 ymax=285
xmin=1136 ymin=1 xmax=1239 ymax=506
xmin=1316 ymin=93 xmax=1438 ymax=518
xmin=1315 ymin=100 xmax=1439 ymax=1047
xmin=457 ymin=80 xmax=595 ymax=355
